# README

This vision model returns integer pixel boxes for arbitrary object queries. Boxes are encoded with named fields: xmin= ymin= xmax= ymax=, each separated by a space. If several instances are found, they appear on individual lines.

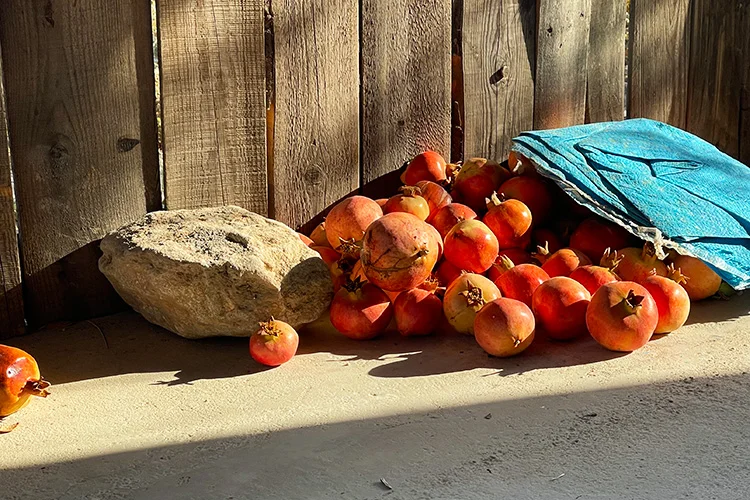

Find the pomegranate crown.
xmin=665 ymin=263 xmax=689 ymax=284
xmin=622 ymin=290 xmax=646 ymax=314
xmin=600 ymin=248 xmax=624 ymax=272
xmin=498 ymin=254 xmax=516 ymax=271
xmin=485 ymin=192 xmax=505 ymax=210
xmin=532 ymin=241 xmax=550 ymax=263
xmin=342 ymin=275 xmax=365 ymax=293
xmin=641 ymin=241 xmax=658 ymax=262
xmin=258 ymin=317 xmax=283 ymax=337
xmin=336 ymin=237 xmax=362 ymax=259
xmin=399 ymin=185 xmax=423 ymax=197
xmin=460 ymin=282 xmax=487 ymax=311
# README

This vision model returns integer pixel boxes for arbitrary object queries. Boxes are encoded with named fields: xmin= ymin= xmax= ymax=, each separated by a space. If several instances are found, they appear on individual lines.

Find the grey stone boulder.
xmin=99 ymin=206 xmax=333 ymax=338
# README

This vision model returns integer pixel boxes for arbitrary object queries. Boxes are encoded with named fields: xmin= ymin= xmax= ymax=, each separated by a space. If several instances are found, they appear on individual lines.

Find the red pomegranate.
xmin=415 ymin=180 xmax=452 ymax=221
xmin=498 ymin=175 xmax=554 ymax=224
xmin=532 ymin=277 xmax=591 ymax=340
xmin=606 ymin=243 xmax=666 ymax=284
xmin=436 ymin=259 xmax=464 ymax=287
xmin=401 ymin=151 xmax=448 ymax=185
xmin=325 ymin=196 xmax=383 ymax=249
xmin=383 ymin=186 xmax=431 ymax=221
xmin=298 ymin=232 xmax=314 ymax=246
xmin=493 ymin=257 xmax=550 ymax=307
xmin=330 ymin=278 xmax=393 ymax=340
xmin=586 ymin=281 xmax=659 ymax=352
xmin=487 ymin=249 xmax=532 ymax=281
xmin=394 ymin=288 xmax=443 ymax=336
xmin=311 ymin=246 xmax=341 ymax=267
xmin=569 ymin=263 xmax=620 ymax=296
xmin=430 ymin=203 xmax=477 ymax=239
xmin=474 ymin=298 xmax=535 ymax=357
xmin=570 ymin=217 xmax=635 ymax=263
xmin=0 ymin=345 xmax=50 ymax=417
xmin=443 ymin=273 xmax=502 ymax=335
xmin=250 ymin=319 xmax=299 ymax=367
xmin=642 ymin=265 xmax=691 ymax=333
xmin=541 ymin=248 xmax=592 ymax=278
xmin=453 ymin=157 xmax=512 ymax=212
xmin=361 ymin=213 xmax=439 ymax=291
xmin=309 ymin=221 xmax=330 ymax=248
xmin=507 ymin=150 xmax=535 ymax=175
xmin=669 ymin=254 xmax=722 ymax=301
xmin=483 ymin=193 xmax=533 ymax=250
xmin=444 ymin=219 xmax=499 ymax=274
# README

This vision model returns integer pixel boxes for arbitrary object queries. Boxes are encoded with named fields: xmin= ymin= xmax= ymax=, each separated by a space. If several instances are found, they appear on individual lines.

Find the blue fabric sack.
xmin=512 ymin=118 xmax=750 ymax=290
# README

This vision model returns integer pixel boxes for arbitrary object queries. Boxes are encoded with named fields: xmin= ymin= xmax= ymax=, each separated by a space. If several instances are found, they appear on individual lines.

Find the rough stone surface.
xmin=98 ymin=206 xmax=332 ymax=338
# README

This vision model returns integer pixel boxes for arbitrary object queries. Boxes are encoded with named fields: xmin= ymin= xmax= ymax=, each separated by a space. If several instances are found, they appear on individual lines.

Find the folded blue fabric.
xmin=512 ymin=118 xmax=750 ymax=290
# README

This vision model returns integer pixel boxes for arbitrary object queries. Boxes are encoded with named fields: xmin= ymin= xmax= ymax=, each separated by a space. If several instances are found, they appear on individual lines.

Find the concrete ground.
xmin=0 ymin=294 xmax=748 ymax=500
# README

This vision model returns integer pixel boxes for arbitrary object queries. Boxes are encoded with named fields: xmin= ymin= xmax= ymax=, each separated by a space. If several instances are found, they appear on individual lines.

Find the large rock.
xmin=99 ymin=206 xmax=333 ymax=338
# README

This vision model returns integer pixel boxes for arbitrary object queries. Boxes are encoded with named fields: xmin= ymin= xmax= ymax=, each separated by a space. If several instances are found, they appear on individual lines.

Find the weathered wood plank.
xmin=586 ymin=0 xmax=626 ymax=123
xmin=463 ymin=0 xmax=535 ymax=160
xmin=741 ymin=1 xmax=750 ymax=166
xmin=158 ymin=0 xmax=267 ymax=213
xmin=360 ymin=0 xmax=451 ymax=189
xmin=628 ymin=0 xmax=690 ymax=127
xmin=0 ymin=0 xmax=160 ymax=327
xmin=534 ymin=0 xmax=591 ymax=130
xmin=686 ymin=0 xmax=742 ymax=158
xmin=272 ymin=0 xmax=359 ymax=229
xmin=0 ymin=51 xmax=24 ymax=338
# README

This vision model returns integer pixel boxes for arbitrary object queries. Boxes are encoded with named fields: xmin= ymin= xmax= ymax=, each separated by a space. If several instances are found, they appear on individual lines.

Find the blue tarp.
xmin=512 ymin=118 xmax=750 ymax=290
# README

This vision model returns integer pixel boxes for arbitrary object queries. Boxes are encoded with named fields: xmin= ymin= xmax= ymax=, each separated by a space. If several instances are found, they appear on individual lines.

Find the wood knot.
xmin=117 ymin=137 xmax=140 ymax=153
xmin=49 ymin=142 xmax=69 ymax=160
xmin=489 ymin=66 xmax=507 ymax=86
xmin=304 ymin=165 xmax=324 ymax=186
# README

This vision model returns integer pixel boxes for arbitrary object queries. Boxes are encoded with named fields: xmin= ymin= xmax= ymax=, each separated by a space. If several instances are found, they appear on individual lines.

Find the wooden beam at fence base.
xmin=686 ymin=0 xmax=742 ymax=159
xmin=272 ymin=0 xmax=359 ymax=229
xmin=158 ymin=0 xmax=268 ymax=214
xmin=0 ymin=0 xmax=160 ymax=328
xmin=534 ymin=0 xmax=591 ymax=130
xmin=628 ymin=0 xmax=690 ymax=128
xmin=360 ymin=0 xmax=451 ymax=192
xmin=462 ymin=0 xmax=535 ymax=161
xmin=586 ymin=0 xmax=626 ymax=123
xmin=0 ymin=51 xmax=24 ymax=338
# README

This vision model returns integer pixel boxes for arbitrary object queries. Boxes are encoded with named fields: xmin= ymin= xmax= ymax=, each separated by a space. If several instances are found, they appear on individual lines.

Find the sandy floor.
xmin=0 ymin=294 xmax=748 ymax=500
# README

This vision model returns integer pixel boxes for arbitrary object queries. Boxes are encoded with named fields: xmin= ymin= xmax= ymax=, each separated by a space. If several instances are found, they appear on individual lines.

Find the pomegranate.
xmin=669 ymin=254 xmax=722 ymax=301
xmin=350 ymin=259 xmax=367 ymax=283
xmin=325 ymin=195 xmax=383 ymax=249
xmin=532 ymin=228 xmax=563 ymax=255
xmin=310 ymin=221 xmax=331 ymax=248
xmin=383 ymin=186 xmax=431 ymax=221
xmin=507 ymin=150 xmax=535 ymax=175
xmin=250 ymin=319 xmax=299 ymax=367
xmin=487 ymin=249 xmax=533 ymax=281
xmin=570 ymin=217 xmax=634 ymax=263
xmin=453 ymin=157 xmax=512 ymax=212
xmin=444 ymin=220 xmax=499 ymax=273
xmin=418 ymin=274 xmax=441 ymax=293
xmin=375 ymin=198 xmax=388 ymax=208
xmin=330 ymin=256 xmax=357 ymax=292
xmin=430 ymin=203 xmax=477 ymax=239
xmin=415 ymin=180 xmax=452 ymax=221
xmin=443 ymin=273 xmax=502 ymax=335
xmin=474 ymin=298 xmax=535 ymax=357
xmin=436 ymin=259 xmax=464 ymax=287
xmin=483 ymin=194 xmax=533 ymax=249
xmin=493 ymin=257 xmax=550 ymax=307
xmin=394 ymin=288 xmax=443 ymax=336
xmin=541 ymin=248 xmax=592 ymax=277
xmin=532 ymin=277 xmax=591 ymax=340
xmin=361 ymin=213 xmax=439 ymax=291
xmin=498 ymin=176 xmax=554 ymax=224
xmin=401 ymin=151 xmax=447 ymax=184
xmin=586 ymin=281 xmax=659 ymax=352
xmin=298 ymin=232 xmax=314 ymax=246
xmin=330 ymin=278 xmax=393 ymax=339
xmin=0 ymin=345 xmax=50 ymax=417
xmin=569 ymin=264 xmax=619 ymax=295
xmin=425 ymin=222 xmax=444 ymax=261
xmin=642 ymin=265 xmax=691 ymax=333
xmin=606 ymin=243 xmax=666 ymax=284
xmin=312 ymin=246 xmax=341 ymax=267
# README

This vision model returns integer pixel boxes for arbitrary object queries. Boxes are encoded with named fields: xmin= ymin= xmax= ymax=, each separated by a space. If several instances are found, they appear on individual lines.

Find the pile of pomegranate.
xmin=295 ymin=150 xmax=726 ymax=359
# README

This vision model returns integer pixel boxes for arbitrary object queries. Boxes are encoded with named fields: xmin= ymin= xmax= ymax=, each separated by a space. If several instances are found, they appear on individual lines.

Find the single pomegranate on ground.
xmin=0 ymin=345 xmax=50 ymax=417
xmin=250 ymin=319 xmax=299 ymax=367
xmin=531 ymin=277 xmax=591 ymax=340
xmin=361 ymin=212 xmax=439 ymax=291
xmin=430 ymin=203 xmax=477 ymax=239
xmin=483 ymin=193 xmax=533 ymax=249
xmin=586 ymin=281 xmax=659 ymax=352
xmin=330 ymin=278 xmax=393 ymax=340
xmin=669 ymin=254 xmax=722 ymax=301
xmin=383 ymin=186 xmax=431 ymax=221
xmin=401 ymin=151 xmax=448 ymax=185
xmin=325 ymin=195 xmax=383 ymax=249
xmin=498 ymin=175 xmax=554 ymax=224
xmin=493 ymin=257 xmax=550 ymax=307
xmin=394 ymin=288 xmax=443 ymax=336
xmin=642 ymin=265 xmax=691 ymax=333
xmin=474 ymin=298 xmax=535 ymax=357
xmin=570 ymin=217 xmax=635 ymax=263
xmin=541 ymin=248 xmax=592 ymax=277
xmin=415 ymin=180 xmax=452 ymax=221
xmin=444 ymin=219 xmax=499 ymax=273
xmin=443 ymin=273 xmax=502 ymax=335
xmin=605 ymin=243 xmax=666 ymax=284
xmin=453 ymin=157 xmax=512 ymax=212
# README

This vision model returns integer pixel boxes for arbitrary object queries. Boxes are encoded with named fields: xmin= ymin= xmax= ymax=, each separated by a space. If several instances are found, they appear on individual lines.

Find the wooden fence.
xmin=0 ymin=0 xmax=748 ymax=338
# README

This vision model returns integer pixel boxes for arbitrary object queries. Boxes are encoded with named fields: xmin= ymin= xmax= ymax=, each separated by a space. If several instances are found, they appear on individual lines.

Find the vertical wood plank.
xmin=273 ymin=0 xmax=359 ymax=229
xmin=0 ymin=51 xmax=24 ymax=338
xmin=628 ymin=0 xmax=690 ymax=127
xmin=0 ymin=0 xmax=160 ymax=327
xmin=534 ymin=0 xmax=592 ymax=130
xmin=360 ymin=0 xmax=452 ymax=188
xmin=686 ymin=0 xmax=742 ymax=158
xmin=462 ymin=0 xmax=536 ymax=160
xmin=741 ymin=1 xmax=750 ymax=166
xmin=158 ymin=0 xmax=268 ymax=213
xmin=586 ymin=0 xmax=626 ymax=123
